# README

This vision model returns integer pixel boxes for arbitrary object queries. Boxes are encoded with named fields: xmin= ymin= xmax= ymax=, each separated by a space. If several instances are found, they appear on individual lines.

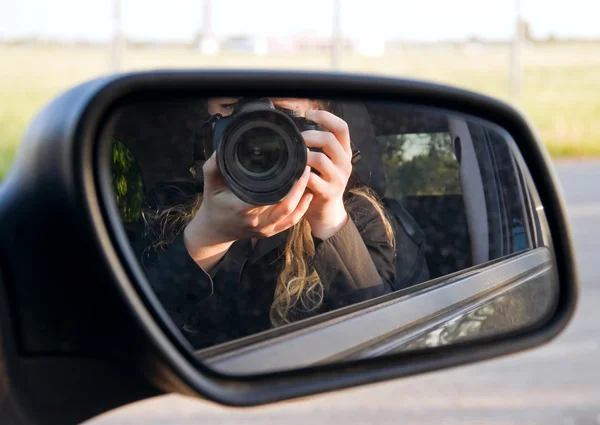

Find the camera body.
xmin=202 ymin=98 xmax=322 ymax=205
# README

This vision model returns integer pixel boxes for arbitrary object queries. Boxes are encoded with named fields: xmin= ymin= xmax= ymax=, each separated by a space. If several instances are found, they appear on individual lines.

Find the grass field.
xmin=1 ymin=42 xmax=599 ymax=180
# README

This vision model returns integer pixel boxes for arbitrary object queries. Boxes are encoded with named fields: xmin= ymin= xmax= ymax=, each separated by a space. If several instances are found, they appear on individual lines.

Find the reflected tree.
xmin=379 ymin=132 xmax=461 ymax=197
xmin=111 ymin=138 xmax=145 ymax=223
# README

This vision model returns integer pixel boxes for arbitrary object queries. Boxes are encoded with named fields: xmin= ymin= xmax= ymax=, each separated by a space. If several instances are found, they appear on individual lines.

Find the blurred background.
xmin=2 ymin=2 xmax=600 ymax=424
xmin=1 ymin=0 xmax=599 ymax=181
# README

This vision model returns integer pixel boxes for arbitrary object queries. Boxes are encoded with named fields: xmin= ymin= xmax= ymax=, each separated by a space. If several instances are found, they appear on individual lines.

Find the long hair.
xmin=143 ymin=100 xmax=394 ymax=326
xmin=142 ymin=181 xmax=394 ymax=327
xmin=269 ymin=185 xmax=394 ymax=326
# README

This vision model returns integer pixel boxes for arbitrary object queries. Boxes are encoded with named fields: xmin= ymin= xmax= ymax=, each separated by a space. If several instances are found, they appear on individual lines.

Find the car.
xmin=0 ymin=71 xmax=577 ymax=425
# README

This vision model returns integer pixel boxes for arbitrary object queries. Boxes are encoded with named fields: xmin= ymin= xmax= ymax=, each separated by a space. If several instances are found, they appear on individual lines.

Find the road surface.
xmin=88 ymin=161 xmax=600 ymax=425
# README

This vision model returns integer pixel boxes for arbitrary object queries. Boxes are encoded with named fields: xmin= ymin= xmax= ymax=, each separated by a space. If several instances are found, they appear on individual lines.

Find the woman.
xmin=143 ymin=97 xmax=396 ymax=350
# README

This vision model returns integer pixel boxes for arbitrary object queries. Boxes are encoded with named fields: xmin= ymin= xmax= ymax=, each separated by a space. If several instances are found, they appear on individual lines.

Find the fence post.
xmin=111 ymin=0 xmax=123 ymax=72
xmin=331 ymin=0 xmax=342 ymax=70
xmin=509 ymin=0 xmax=522 ymax=98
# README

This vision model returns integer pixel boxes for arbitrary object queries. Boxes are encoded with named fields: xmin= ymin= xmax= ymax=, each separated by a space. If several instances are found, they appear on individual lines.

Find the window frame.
xmin=472 ymin=124 xmax=535 ymax=259
xmin=486 ymin=127 xmax=535 ymax=253
xmin=196 ymin=247 xmax=555 ymax=375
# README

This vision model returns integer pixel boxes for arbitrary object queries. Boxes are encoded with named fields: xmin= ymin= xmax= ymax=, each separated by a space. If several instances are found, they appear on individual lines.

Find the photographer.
xmin=144 ymin=97 xmax=396 ymax=350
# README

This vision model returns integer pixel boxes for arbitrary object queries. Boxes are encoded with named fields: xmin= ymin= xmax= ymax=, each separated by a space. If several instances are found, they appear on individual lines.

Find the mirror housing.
xmin=0 ymin=71 xmax=578 ymax=425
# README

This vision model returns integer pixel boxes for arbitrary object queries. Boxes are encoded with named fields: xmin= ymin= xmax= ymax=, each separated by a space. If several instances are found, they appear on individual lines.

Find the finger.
xmin=272 ymin=193 xmax=313 ymax=234
xmin=202 ymin=153 xmax=226 ymax=191
xmin=305 ymin=110 xmax=352 ymax=159
xmin=267 ymin=166 xmax=311 ymax=222
xmin=302 ymin=130 xmax=348 ymax=168
xmin=244 ymin=203 xmax=272 ymax=216
xmin=202 ymin=152 xmax=218 ymax=175
xmin=203 ymin=154 xmax=263 ymax=212
xmin=307 ymin=172 xmax=330 ymax=198
xmin=307 ymin=151 xmax=337 ymax=182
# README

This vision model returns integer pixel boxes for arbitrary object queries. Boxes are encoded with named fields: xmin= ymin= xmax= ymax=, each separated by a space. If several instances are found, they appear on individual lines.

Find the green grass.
xmin=1 ymin=42 xmax=599 ymax=180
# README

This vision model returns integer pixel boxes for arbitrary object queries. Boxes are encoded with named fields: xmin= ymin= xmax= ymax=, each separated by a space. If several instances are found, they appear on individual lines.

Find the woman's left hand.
xmin=302 ymin=109 xmax=353 ymax=240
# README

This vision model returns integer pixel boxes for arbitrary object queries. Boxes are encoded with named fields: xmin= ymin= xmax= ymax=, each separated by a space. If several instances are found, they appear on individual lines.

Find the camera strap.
xmin=192 ymin=113 xmax=222 ymax=193
xmin=351 ymin=144 xmax=362 ymax=165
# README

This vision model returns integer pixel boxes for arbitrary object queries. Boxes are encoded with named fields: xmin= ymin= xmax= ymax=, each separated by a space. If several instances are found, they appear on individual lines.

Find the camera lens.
xmin=215 ymin=105 xmax=308 ymax=206
xmin=235 ymin=127 xmax=285 ymax=179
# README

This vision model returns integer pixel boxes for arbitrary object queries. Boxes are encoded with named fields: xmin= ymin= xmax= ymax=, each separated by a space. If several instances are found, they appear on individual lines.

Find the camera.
xmin=198 ymin=98 xmax=322 ymax=205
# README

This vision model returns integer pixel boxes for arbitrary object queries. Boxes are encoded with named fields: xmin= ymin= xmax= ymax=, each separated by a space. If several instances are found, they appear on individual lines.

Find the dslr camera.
xmin=196 ymin=97 xmax=323 ymax=205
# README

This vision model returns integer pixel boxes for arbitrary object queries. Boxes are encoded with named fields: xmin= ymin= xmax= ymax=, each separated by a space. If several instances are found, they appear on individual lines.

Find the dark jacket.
xmin=146 ymin=194 xmax=396 ymax=350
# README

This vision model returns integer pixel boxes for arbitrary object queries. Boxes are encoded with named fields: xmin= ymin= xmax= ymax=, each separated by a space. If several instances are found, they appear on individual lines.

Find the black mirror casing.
xmin=0 ymin=71 xmax=578 ymax=425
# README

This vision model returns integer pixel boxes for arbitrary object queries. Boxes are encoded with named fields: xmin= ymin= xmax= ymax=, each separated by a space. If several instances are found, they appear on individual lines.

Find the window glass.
xmin=379 ymin=132 xmax=461 ymax=197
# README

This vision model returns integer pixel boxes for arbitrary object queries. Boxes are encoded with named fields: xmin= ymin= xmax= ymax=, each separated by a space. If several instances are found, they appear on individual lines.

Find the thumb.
xmin=202 ymin=153 xmax=224 ymax=191
xmin=202 ymin=152 xmax=218 ymax=175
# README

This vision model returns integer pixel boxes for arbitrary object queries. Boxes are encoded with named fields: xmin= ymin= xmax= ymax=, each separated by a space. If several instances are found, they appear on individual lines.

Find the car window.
xmin=373 ymin=119 xmax=469 ymax=279
xmin=471 ymin=123 xmax=533 ymax=260
xmin=378 ymin=132 xmax=461 ymax=198
xmin=488 ymin=130 xmax=533 ymax=254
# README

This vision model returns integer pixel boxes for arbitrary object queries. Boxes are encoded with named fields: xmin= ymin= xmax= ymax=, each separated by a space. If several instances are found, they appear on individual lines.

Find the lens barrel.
xmin=214 ymin=99 xmax=310 ymax=205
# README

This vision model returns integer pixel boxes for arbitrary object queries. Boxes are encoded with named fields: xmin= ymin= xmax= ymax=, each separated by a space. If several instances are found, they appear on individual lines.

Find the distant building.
xmin=224 ymin=36 xmax=268 ymax=55
xmin=355 ymin=35 xmax=385 ymax=57
xmin=195 ymin=36 xmax=219 ymax=55
xmin=287 ymin=32 xmax=354 ymax=55
xmin=294 ymin=33 xmax=332 ymax=53
xmin=266 ymin=37 xmax=298 ymax=55
xmin=219 ymin=33 xmax=363 ymax=57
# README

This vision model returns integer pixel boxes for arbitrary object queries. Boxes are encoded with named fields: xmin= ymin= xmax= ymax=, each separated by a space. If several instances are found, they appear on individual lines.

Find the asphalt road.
xmin=88 ymin=161 xmax=600 ymax=425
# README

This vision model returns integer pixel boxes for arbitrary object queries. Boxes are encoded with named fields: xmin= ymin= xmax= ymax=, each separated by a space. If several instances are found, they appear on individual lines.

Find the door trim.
xmin=199 ymin=248 xmax=554 ymax=375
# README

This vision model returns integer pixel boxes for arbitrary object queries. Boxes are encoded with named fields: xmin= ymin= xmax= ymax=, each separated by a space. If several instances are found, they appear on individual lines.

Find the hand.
xmin=302 ymin=110 xmax=353 ymax=240
xmin=183 ymin=154 xmax=313 ymax=271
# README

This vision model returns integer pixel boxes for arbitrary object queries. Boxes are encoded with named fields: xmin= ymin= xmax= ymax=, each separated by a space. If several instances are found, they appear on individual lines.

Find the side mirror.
xmin=0 ymin=71 xmax=577 ymax=425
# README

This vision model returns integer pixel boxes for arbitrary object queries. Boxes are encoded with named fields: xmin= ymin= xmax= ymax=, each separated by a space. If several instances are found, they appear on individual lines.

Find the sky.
xmin=1 ymin=0 xmax=598 ymax=43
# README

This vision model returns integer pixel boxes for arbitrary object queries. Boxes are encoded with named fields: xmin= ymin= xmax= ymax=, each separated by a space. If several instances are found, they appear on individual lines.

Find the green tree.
xmin=111 ymin=139 xmax=145 ymax=223
xmin=379 ymin=132 xmax=460 ymax=198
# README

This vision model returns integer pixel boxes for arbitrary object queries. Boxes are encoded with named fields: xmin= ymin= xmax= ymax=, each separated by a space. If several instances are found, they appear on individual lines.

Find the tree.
xmin=111 ymin=139 xmax=145 ymax=223
xmin=378 ymin=132 xmax=460 ymax=198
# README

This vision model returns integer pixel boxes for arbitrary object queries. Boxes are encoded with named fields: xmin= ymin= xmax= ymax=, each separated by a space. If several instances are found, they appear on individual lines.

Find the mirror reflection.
xmin=105 ymin=96 xmax=558 ymax=375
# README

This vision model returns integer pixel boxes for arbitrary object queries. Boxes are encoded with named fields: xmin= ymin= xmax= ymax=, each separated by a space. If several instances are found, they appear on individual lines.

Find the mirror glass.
xmin=103 ymin=95 xmax=558 ymax=375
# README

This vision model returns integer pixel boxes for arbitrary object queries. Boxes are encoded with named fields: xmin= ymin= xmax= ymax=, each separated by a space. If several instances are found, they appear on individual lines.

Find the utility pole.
xmin=203 ymin=0 xmax=212 ymax=40
xmin=111 ymin=0 xmax=123 ymax=72
xmin=331 ymin=0 xmax=342 ymax=70
xmin=197 ymin=0 xmax=217 ymax=54
xmin=509 ymin=0 xmax=522 ymax=98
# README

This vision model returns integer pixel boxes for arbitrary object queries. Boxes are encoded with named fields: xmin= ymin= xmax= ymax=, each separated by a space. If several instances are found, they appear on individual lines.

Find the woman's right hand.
xmin=183 ymin=154 xmax=313 ymax=271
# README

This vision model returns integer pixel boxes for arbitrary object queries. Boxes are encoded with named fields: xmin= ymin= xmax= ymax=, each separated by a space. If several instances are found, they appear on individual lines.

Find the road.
xmin=88 ymin=161 xmax=600 ymax=425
